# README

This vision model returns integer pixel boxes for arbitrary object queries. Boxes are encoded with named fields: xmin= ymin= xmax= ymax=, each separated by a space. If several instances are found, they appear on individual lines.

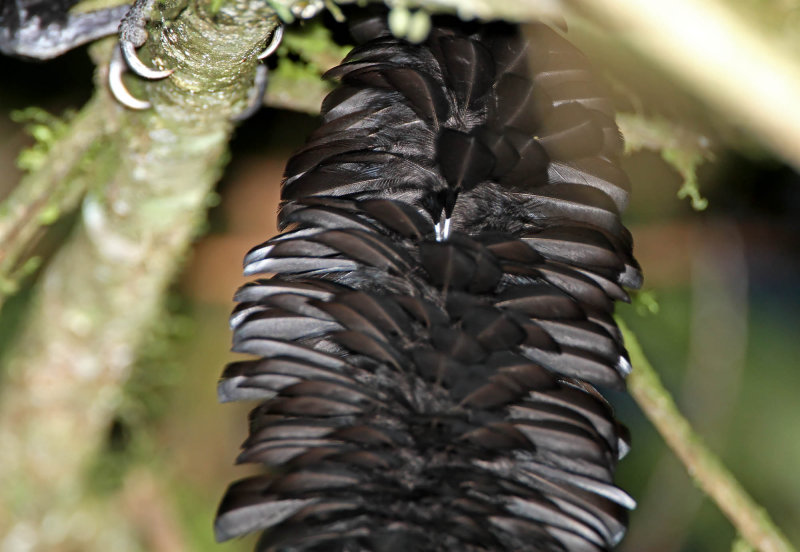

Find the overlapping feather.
xmin=217 ymin=13 xmax=641 ymax=552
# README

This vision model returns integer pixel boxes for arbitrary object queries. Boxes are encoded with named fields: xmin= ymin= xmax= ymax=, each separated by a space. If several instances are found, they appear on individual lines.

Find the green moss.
xmin=281 ymin=19 xmax=352 ymax=71
xmin=664 ymin=147 xmax=709 ymax=211
xmin=267 ymin=57 xmax=335 ymax=113
xmin=71 ymin=0 xmax=131 ymax=14
xmin=11 ymin=108 xmax=76 ymax=173
xmin=389 ymin=6 xmax=432 ymax=43
xmin=631 ymin=289 xmax=660 ymax=316
xmin=618 ymin=112 xmax=713 ymax=211
xmin=207 ymin=0 xmax=228 ymax=14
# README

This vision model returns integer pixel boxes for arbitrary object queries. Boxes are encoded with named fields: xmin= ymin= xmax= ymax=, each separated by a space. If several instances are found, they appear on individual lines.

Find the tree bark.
xmin=0 ymin=1 xmax=275 ymax=549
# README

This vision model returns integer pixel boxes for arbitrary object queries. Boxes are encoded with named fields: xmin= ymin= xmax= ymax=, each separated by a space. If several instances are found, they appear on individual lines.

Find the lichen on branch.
xmin=0 ymin=2 xmax=279 ymax=549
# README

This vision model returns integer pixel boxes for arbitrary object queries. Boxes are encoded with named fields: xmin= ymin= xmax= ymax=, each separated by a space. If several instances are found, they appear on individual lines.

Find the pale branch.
xmin=574 ymin=0 xmax=800 ymax=171
xmin=0 ymin=2 xmax=276 ymax=550
xmin=618 ymin=318 xmax=797 ymax=552
xmin=0 ymin=90 xmax=118 ymax=306
xmin=263 ymin=0 xmax=566 ymax=23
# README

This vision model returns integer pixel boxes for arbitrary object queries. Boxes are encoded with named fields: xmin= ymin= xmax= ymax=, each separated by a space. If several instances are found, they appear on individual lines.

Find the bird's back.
xmin=216 ymin=13 xmax=641 ymax=552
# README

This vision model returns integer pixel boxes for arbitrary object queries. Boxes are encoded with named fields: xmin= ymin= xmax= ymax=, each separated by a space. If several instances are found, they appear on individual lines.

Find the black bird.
xmin=215 ymin=12 xmax=641 ymax=552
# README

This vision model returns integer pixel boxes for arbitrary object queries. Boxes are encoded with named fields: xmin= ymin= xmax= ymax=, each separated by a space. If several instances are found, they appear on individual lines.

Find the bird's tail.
xmin=216 ymin=13 xmax=641 ymax=552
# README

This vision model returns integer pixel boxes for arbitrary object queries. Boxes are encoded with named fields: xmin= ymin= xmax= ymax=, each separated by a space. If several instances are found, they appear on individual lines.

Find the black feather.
xmin=217 ymin=12 xmax=640 ymax=552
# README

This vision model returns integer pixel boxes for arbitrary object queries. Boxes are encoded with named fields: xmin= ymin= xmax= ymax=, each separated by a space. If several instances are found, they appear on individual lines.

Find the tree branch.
xmin=0 ymin=2 xmax=277 ymax=549
xmin=618 ymin=318 xmax=796 ymax=552
xmin=0 ymin=91 xmax=118 ymax=306
xmin=574 ymin=0 xmax=800 ymax=170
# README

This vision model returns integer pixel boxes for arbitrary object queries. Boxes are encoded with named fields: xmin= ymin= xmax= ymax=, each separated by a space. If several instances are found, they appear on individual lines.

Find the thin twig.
xmin=618 ymin=318 xmax=796 ymax=552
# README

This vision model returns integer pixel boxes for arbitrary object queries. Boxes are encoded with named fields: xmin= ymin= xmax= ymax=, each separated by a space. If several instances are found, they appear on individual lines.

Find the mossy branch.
xmin=576 ymin=0 xmax=800 ymax=171
xmin=618 ymin=318 xmax=796 ymax=552
xmin=0 ymin=92 xmax=117 ymax=307
xmin=617 ymin=113 xmax=712 ymax=211
xmin=0 ymin=2 xmax=276 ymax=549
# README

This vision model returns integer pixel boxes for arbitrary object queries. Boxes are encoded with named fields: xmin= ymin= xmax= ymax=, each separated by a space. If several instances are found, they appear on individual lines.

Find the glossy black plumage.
xmin=217 ymin=14 xmax=641 ymax=552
